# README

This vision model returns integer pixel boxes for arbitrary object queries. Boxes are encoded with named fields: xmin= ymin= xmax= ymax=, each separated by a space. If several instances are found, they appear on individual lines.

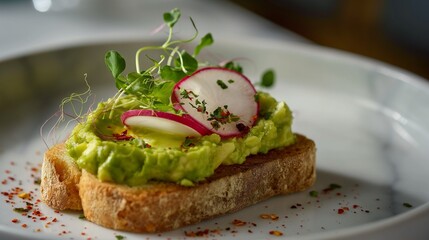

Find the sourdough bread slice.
xmin=41 ymin=134 xmax=316 ymax=232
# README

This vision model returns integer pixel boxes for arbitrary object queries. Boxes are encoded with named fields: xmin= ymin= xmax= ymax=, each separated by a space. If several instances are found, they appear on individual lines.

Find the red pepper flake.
xmin=232 ymin=219 xmax=247 ymax=226
xmin=337 ymin=207 xmax=350 ymax=215
xmin=11 ymin=218 xmax=19 ymax=223
xmin=269 ymin=230 xmax=283 ymax=236
xmin=1 ymin=180 xmax=7 ymax=185
xmin=113 ymin=130 xmax=133 ymax=141
xmin=52 ymin=218 xmax=58 ymax=222
xmin=21 ymin=224 xmax=28 ymax=228
xmin=5 ymin=170 xmax=11 ymax=174
xmin=184 ymin=229 xmax=210 ymax=237
xmin=353 ymin=204 xmax=360 ymax=209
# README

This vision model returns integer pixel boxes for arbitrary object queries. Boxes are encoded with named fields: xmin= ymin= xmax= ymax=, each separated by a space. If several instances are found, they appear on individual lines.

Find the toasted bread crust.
xmin=40 ymin=144 xmax=82 ymax=210
xmin=41 ymin=134 xmax=316 ymax=232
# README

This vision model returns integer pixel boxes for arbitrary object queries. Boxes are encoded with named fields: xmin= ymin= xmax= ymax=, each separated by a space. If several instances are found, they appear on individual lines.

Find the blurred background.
xmin=0 ymin=0 xmax=428 ymax=80
xmin=230 ymin=0 xmax=429 ymax=80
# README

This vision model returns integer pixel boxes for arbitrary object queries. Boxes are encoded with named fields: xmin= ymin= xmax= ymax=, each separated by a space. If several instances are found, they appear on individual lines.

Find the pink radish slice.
xmin=172 ymin=67 xmax=258 ymax=138
xmin=121 ymin=110 xmax=211 ymax=137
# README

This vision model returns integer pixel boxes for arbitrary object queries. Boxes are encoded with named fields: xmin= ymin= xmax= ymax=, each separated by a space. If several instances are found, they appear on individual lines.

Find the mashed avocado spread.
xmin=66 ymin=92 xmax=295 ymax=186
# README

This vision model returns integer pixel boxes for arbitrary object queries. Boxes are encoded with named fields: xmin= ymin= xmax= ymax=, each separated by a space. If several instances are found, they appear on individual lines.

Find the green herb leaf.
xmin=78 ymin=214 xmax=86 ymax=219
xmin=194 ymin=33 xmax=214 ymax=56
xmin=115 ymin=235 xmax=126 ymax=240
xmin=224 ymin=61 xmax=243 ymax=73
xmin=151 ymin=81 xmax=176 ymax=105
xmin=260 ymin=69 xmax=275 ymax=87
xmin=175 ymin=51 xmax=198 ymax=73
xmin=160 ymin=65 xmax=187 ymax=82
xmin=163 ymin=8 xmax=181 ymax=28
xmin=105 ymin=51 xmax=126 ymax=79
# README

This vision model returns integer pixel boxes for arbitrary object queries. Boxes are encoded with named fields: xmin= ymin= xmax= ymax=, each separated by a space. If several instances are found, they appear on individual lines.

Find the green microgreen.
xmin=104 ymin=8 xmax=214 ymax=115
xmin=194 ymin=33 xmax=213 ymax=56
xmin=163 ymin=8 xmax=181 ymax=28
xmin=223 ymin=61 xmax=243 ymax=73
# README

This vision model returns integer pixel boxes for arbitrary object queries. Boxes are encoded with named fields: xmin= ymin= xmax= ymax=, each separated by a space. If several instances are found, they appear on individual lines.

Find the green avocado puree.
xmin=66 ymin=92 xmax=295 ymax=186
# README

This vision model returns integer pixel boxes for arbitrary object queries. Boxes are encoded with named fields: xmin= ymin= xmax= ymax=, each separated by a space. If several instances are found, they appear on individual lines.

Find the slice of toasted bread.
xmin=41 ymin=134 xmax=316 ymax=232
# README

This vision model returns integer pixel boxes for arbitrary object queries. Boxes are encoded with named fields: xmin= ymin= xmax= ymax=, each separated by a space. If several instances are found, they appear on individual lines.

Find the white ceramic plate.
xmin=1 ymin=39 xmax=429 ymax=240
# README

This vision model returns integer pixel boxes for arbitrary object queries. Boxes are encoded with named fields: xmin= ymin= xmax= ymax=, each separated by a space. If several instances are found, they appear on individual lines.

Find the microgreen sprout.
xmin=104 ymin=8 xmax=214 ymax=116
xmin=40 ymin=75 xmax=95 ymax=148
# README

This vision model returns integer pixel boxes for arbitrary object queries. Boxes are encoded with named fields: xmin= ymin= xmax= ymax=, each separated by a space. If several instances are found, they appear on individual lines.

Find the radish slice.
xmin=172 ymin=67 xmax=258 ymax=138
xmin=121 ymin=110 xmax=211 ymax=137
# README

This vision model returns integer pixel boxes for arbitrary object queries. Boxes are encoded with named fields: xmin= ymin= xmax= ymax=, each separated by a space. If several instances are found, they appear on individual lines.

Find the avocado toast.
xmin=40 ymin=8 xmax=316 ymax=233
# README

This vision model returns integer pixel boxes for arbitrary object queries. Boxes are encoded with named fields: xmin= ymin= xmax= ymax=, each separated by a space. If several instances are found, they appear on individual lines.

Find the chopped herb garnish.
xmin=228 ymin=79 xmax=234 ymax=84
xmin=78 ymin=214 xmax=86 ymax=220
xmin=115 ymin=235 xmax=126 ymax=240
xmin=329 ymin=183 xmax=342 ymax=189
xmin=189 ymin=99 xmax=207 ymax=113
xmin=13 ymin=208 xmax=29 ymax=213
xmin=309 ymin=190 xmax=319 ymax=197
xmin=403 ymin=202 xmax=413 ymax=208
xmin=34 ymin=178 xmax=41 ymax=185
xmin=180 ymin=89 xmax=198 ymax=100
xmin=216 ymin=79 xmax=228 ymax=89
xmin=207 ymin=106 xmax=240 ymax=130
xmin=182 ymin=136 xmax=197 ymax=149
xmin=260 ymin=69 xmax=275 ymax=87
